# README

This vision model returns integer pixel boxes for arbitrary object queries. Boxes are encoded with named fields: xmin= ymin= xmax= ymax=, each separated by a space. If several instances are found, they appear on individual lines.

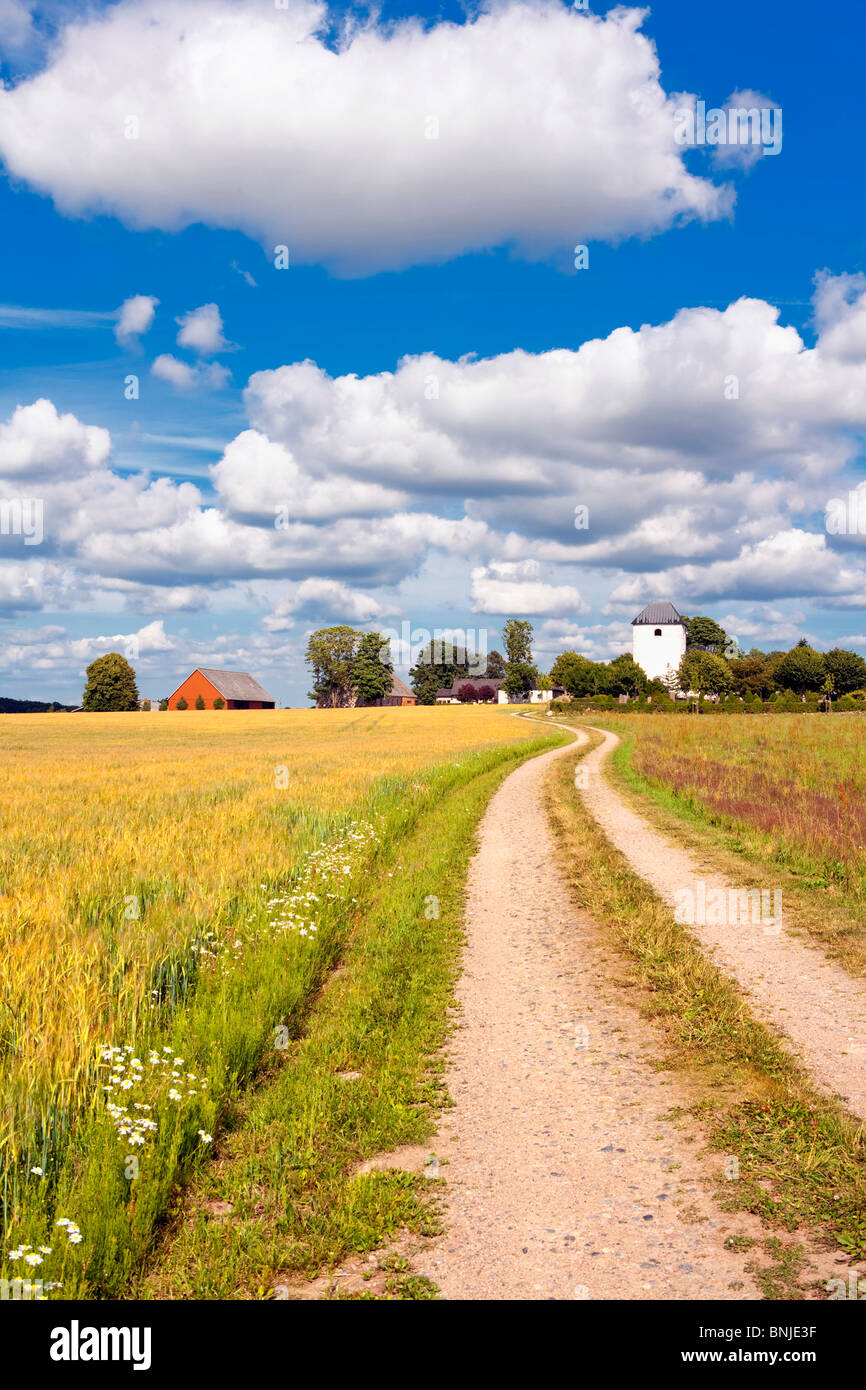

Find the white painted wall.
xmin=632 ymin=622 xmax=686 ymax=683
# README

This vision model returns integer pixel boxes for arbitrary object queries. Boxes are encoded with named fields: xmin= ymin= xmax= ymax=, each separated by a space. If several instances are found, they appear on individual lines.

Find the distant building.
xmin=435 ymin=677 xmax=504 ymax=704
xmin=362 ymin=672 xmax=418 ymax=707
xmin=435 ymin=677 xmax=563 ymax=704
xmin=167 ymin=668 xmax=276 ymax=710
xmin=631 ymin=601 xmax=687 ymax=683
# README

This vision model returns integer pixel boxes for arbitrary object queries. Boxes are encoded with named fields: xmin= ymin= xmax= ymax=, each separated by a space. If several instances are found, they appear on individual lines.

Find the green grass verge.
xmin=134 ymin=737 xmax=562 ymax=1300
xmin=543 ymin=735 xmax=866 ymax=1285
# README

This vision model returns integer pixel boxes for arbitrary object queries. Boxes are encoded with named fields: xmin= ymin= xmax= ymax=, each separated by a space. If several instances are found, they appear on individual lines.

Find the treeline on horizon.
xmin=550 ymin=614 xmax=866 ymax=713
xmin=0 ymin=696 xmax=77 ymax=713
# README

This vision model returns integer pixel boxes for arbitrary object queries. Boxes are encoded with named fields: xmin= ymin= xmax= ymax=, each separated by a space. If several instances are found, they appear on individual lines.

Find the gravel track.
xmin=422 ymin=733 xmax=762 ymax=1300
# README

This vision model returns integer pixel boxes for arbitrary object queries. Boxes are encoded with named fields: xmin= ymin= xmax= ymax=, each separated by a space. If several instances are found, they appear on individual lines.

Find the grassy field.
xmin=0 ymin=706 xmax=561 ymax=1298
xmin=606 ymin=712 xmax=866 ymax=900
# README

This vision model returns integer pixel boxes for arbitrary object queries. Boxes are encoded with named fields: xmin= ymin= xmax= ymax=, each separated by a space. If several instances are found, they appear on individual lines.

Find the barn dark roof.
xmin=435 ymin=677 xmax=504 ymax=698
xmin=198 ymin=668 xmax=275 ymax=702
xmin=631 ymin=602 xmax=684 ymax=627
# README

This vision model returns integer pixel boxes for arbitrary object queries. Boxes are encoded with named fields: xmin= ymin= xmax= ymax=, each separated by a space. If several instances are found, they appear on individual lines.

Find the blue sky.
xmin=1 ymin=0 xmax=866 ymax=704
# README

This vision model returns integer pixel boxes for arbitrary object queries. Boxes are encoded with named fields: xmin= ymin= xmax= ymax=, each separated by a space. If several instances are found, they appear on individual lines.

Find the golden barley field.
xmin=0 ymin=706 xmax=545 ymax=1186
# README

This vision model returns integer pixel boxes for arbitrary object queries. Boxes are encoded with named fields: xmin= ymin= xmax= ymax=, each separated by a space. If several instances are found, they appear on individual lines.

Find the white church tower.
xmin=631 ymin=601 xmax=687 ymax=684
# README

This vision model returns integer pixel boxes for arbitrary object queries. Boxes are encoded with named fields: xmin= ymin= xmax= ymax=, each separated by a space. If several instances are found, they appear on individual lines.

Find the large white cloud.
xmin=0 ymin=398 xmax=110 ymax=479
xmin=608 ymin=531 xmax=866 ymax=608
xmin=263 ymin=578 xmax=398 ymax=631
xmin=6 ymin=275 xmax=866 ymax=645
xmin=237 ymin=279 xmax=866 ymax=578
xmin=0 ymin=1 xmax=731 ymax=273
xmin=470 ymin=560 xmax=587 ymax=616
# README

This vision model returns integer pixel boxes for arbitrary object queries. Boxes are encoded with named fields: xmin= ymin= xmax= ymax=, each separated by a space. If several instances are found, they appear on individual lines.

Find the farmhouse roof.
xmin=435 ymin=677 xmax=504 ymax=698
xmin=631 ymin=601 xmax=685 ymax=627
xmin=197 ymin=668 xmax=275 ymax=702
xmin=388 ymin=672 xmax=416 ymax=700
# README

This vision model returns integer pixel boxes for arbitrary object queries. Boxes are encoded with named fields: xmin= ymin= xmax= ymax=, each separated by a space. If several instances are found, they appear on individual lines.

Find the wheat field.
xmin=0 ymin=705 xmax=553 ymax=1293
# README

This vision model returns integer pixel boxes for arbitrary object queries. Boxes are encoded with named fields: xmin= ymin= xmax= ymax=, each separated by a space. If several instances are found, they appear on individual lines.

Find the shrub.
xmin=195 ymin=694 xmax=206 ymax=710
xmin=213 ymin=696 xmax=225 ymax=709
xmin=838 ymin=694 xmax=858 ymax=711
xmin=158 ymin=699 xmax=168 ymax=711
xmin=140 ymin=699 xmax=151 ymax=712
xmin=176 ymin=696 xmax=188 ymax=710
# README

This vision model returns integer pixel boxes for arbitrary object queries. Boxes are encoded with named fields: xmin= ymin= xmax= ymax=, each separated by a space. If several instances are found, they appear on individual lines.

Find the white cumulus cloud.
xmin=0 ymin=0 xmax=732 ymax=274
xmin=115 ymin=293 xmax=159 ymax=344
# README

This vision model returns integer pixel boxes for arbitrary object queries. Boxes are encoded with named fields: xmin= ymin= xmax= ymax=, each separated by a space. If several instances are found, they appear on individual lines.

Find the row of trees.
xmin=306 ymin=619 xmax=538 ymax=706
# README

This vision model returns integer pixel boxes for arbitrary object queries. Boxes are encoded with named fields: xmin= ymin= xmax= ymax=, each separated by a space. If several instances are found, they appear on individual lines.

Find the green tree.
xmin=824 ymin=647 xmax=866 ymax=695
xmin=681 ymin=614 xmax=729 ymax=655
xmin=140 ymin=699 xmax=151 ymax=711
xmin=195 ymin=694 xmax=206 ymax=710
xmin=598 ymin=654 xmax=648 ymax=698
xmin=502 ymin=619 xmax=538 ymax=701
xmin=305 ymin=626 xmax=361 ymax=707
xmin=550 ymin=650 xmax=598 ymax=697
xmin=677 ymin=649 xmax=733 ymax=708
xmin=82 ymin=652 xmax=140 ymax=711
xmin=728 ymin=655 xmax=773 ymax=698
xmin=213 ymin=696 xmax=225 ymax=709
xmin=774 ymin=644 xmax=826 ymax=696
xmin=484 ymin=649 xmax=506 ymax=680
xmin=158 ymin=698 xmax=168 ymax=711
xmin=176 ymin=695 xmax=189 ymax=710
xmin=352 ymin=631 xmax=393 ymax=703
xmin=409 ymin=641 xmax=471 ymax=704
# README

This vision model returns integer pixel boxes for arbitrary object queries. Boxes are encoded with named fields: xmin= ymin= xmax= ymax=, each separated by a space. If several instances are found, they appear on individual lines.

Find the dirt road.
xmin=421 ymin=733 xmax=762 ymax=1300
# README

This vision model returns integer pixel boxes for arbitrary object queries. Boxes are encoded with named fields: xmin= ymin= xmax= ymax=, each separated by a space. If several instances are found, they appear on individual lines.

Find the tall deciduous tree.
xmin=484 ymin=649 xmax=506 ymax=680
xmin=598 ymin=654 xmax=648 ymax=697
xmin=681 ymin=614 xmax=729 ymax=654
xmin=823 ymin=647 xmax=866 ymax=695
xmin=502 ymin=618 xmax=538 ymax=701
xmin=677 ymin=649 xmax=733 ymax=707
xmin=352 ymin=631 xmax=393 ymax=703
xmin=305 ymin=626 xmax=361 ymax=707
xmin=774 ymin=644 xmax=826 ymax=696
xmin=82 ymin=652 xmax=140 ymax=711
xmin=550 ymin=650 xmax=597 ymax=697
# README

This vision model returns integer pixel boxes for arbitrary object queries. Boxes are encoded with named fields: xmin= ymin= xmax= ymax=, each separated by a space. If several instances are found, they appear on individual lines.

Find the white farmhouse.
xmin=631 ymin=601 xmax=687 ymax=684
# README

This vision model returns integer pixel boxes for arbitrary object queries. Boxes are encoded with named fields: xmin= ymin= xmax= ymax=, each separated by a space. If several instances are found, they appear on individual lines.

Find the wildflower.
xmin=24 ymin=1253 xmax=43 ymax=1266
xmin=198 ymin=1130 xmax=213 ymax=1144
xmin=30 ymin=1166 xmax=44 ymax=1176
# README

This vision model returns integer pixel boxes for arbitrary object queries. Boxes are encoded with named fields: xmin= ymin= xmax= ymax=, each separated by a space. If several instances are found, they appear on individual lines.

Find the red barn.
xmin=167 ymin=668 xmax=276 ymax=710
